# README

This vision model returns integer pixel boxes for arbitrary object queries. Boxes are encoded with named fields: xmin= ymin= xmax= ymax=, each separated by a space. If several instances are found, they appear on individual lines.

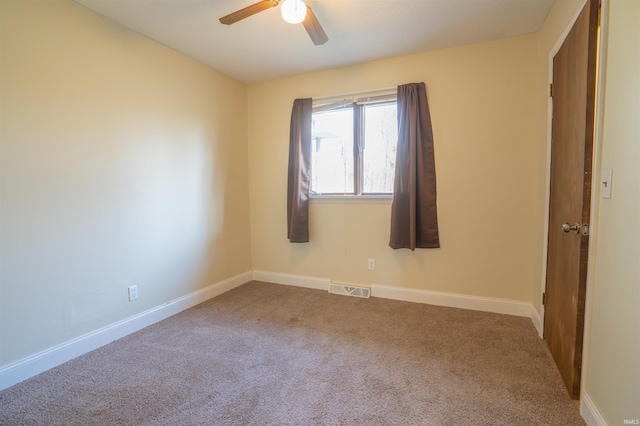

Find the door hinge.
xmin=549 ymin=83 xmax=554 ymax=97
xmin=582 ymin=223 xmax=590 ymax=236
xmin=542 ymin=292 xmax=546 ymax=306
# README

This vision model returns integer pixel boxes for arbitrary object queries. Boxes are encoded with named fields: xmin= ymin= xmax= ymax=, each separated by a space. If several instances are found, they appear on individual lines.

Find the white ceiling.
xmin=73 ymin=0 xmax=556 ymax=84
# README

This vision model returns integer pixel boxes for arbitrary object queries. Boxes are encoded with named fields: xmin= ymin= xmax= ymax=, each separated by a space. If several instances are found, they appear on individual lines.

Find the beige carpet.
xmin=0 ymin=281 xmax=584 ymax=425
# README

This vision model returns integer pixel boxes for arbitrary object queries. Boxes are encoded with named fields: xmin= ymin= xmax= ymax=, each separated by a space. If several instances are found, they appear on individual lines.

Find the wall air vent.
xmin=329 ymin=283 xmax=370 ymax=298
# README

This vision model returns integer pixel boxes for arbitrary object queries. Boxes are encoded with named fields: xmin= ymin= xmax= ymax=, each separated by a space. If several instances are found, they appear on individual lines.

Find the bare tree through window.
xmin=311 ymin=99 xmax=397 ymax=195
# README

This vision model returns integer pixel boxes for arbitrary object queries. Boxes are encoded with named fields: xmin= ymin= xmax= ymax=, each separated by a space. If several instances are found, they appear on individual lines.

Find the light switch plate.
xmin=601 ymin=169 xmax=612 ymax=199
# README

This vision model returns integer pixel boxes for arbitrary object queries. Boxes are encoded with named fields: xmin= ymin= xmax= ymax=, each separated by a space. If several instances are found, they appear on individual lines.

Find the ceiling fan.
xmin=219 ymin=0 xmax=329 ymax=46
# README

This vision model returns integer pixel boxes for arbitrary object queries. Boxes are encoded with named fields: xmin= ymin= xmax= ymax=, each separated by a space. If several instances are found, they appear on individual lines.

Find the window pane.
xmin=363 ymin=103 xmax=397 ymax=194
xmin=311 ymin=108 xmax=354 ymax=194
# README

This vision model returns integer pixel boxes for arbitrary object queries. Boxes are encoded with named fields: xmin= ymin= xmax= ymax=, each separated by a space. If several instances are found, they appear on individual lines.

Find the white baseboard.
xmin=0 ymin=271 xmax=252 ymax=391
xmin=581 ymin=392 xmax=608 ymax=426
xmin=1 ymin=270 xmax=544 ymax=392
xmin=252 ymin=270 xmax=330 ymax=291
xmin=371 ymin=283 xmax=533 ymax=318
xmin=530 ymin=305 xmax=543 ymax=337
xmin=252 ymin=271 xmax=537 ymax=323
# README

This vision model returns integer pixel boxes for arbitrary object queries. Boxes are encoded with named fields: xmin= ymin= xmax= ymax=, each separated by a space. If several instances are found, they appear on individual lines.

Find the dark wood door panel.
xmin=544 ymin=0 xmax=598 ymax=399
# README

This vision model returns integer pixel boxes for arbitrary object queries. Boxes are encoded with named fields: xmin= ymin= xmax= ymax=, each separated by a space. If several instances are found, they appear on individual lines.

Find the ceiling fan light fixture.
xmin=281 ymin=0 xmax=307 ymax=24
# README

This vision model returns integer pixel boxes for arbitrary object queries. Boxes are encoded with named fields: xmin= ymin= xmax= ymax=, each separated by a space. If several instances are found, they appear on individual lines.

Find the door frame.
xmin=538 ymin=0 xmax=610 ymax=403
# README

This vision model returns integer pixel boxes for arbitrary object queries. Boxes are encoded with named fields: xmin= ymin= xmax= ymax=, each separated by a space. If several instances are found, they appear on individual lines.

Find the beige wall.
xmin=3 ymin=1 xmax=638 ymax=422
xmin=0 ymin=1 xmax=252 ymax=365
xmin=248 ymin=35 xmax=539 ymax=302
xmin=584 ymin=0 xmax=640 ymax=422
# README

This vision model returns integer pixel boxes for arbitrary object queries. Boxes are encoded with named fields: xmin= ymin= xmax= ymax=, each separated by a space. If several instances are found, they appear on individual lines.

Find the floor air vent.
xmin=329 ymin=283 xmax=371 ymax=298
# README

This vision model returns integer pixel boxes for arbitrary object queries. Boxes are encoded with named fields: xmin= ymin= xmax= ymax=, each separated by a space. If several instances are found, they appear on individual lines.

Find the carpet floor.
xmin=0 ymin=281 xmax=584 ymax=425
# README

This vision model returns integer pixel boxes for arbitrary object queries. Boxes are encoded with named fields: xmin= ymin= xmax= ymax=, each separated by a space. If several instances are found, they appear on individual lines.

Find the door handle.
xmin=562 ymin=222 xmax=581 ymax=234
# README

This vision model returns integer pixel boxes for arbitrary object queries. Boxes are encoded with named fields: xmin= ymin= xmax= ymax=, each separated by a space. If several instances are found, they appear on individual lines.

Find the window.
xmin=311 ymin=92 xmax=397 ymax=195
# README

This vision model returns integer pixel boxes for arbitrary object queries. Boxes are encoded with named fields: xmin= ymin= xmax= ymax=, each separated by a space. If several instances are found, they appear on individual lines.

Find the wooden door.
xmin=543 ymin=0 xmax=599 ymax=400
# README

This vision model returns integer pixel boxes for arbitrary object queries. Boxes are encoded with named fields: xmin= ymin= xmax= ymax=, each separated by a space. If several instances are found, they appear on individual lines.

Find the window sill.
xmin=310 ymin=195 xmax=393 ymax=204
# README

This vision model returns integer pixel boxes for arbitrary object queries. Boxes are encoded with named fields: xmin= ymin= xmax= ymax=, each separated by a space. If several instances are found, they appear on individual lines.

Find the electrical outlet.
xmin=368 ymin=259 xmax=375 ymax=270
xmin=128 ymin=285 xmax=138 ymax=301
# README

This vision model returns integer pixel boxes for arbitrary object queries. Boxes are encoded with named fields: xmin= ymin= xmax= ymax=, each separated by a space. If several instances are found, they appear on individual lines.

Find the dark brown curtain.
xmin=389 ymin=83 xmax=440 ymax=250
xmin=287 ymin=98 xmax=312 ymax=243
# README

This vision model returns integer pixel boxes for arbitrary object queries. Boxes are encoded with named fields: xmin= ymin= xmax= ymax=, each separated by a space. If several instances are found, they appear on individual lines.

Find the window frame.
xmin=311 ymin=90 xmax=397 ymax=197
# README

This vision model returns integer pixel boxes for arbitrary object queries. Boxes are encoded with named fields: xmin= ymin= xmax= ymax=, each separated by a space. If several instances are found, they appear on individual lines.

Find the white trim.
xmin=0 ymin=270 xmax=544 ymax=391
xmin=252 ymin=270 xmax=330 ymax=291
xmin=537 ymin=304 xmax=546 ymax=337
xmin=581 ymin=392 xmax=608 ymax=426
xmin=375 ymin=283 xmax=543 ymax=332
xmin=253 ymin=271 xmax=538 ymax=324
xmin=310 ymin=195 xmax=392 ymax=204
xmin=371 ymin=284 xmax=534 ymax=318
xmin=581 ymin=0 xmax=610 ymax=409
xmin=312 ymin=87 xmax=396 ymax=103
xmin=529 ymin=305 xmax=543 ymax=336
xmin=0 ymin=271 xmax=252 ymax=391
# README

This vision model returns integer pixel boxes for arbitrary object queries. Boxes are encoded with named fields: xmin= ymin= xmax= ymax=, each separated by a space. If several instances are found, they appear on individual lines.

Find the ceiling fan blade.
xmin=219 ymin=0 xmax=277 ymax=25
xmin=302 ymin=5 xmax=328 ymax=45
